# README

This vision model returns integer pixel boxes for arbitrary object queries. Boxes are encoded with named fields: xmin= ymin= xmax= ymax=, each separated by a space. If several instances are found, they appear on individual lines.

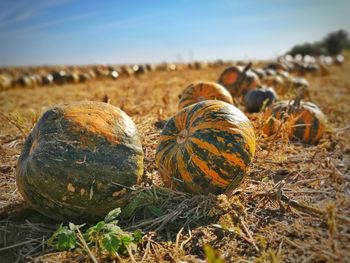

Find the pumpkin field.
xmin=0 ymin=52 xmax=350 ymax=262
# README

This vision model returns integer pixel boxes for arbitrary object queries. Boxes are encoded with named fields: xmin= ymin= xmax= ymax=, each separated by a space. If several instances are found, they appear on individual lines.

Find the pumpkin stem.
xmin=293 ymin=86 xmax=305 ymax=107
xmin=235 ymin=62 xmax=252 ymax=95
xmin=177 ymin=129 xmax=189 ymax=144
xmin=243 ymin=62 xmax=253 ymax=73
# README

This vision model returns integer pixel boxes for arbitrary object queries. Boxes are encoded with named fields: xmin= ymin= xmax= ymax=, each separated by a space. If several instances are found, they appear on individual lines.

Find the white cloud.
xmin=0 ymin=0 xmax=73 ymax=28
xmin=18 ymin=12 xmax=98 ymax=32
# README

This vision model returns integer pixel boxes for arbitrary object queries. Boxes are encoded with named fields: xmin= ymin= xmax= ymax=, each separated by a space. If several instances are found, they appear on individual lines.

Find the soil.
xmin=0 ymin=55 xmax=349 ymax=262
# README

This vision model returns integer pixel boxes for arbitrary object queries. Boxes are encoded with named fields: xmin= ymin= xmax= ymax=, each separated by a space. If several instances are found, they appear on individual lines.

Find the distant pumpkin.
xmin=51 ymin=71 xmax=66 ymax=85
xmin=262 ymin=100 xmax=327 ymax=144
xmin=265 ymin=62 xmax=288 ymax=72
xmin=244 ymin=87 xmax=277 ymax=113
xmin=0 ymin=74 xmax=13 ymax=90
xmin=41 ymin=74 xmax=54 ymax=86
xmin=65 ymin=73 xmax=80 ymax=84
xmin=156 ymin=100 xmax=256 ymax=194
xmin=252 ymin=68 xmax=266 ymax=80
xmin=178 ymin=82 xmax=233 ymax=109
xmin=16 ymin=101 xmax=144 ymax=222
xmin=263 ymin=75 xmax=286 ymax=95
xmin=218 ymin=65 xmax=261 ymax=97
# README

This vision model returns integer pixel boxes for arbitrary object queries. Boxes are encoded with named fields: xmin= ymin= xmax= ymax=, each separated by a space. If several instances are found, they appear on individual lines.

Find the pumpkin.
xmin=79 ymin=73 xmax=90 ymax=83
xmin=16 ymin=75 xmax=34 ymax=88
xmin=218 ymin=64 xmax=261 ymax=97
xmin=178 ymin=82 xmax=233 ymax=109
xmin=65 ymin=73 xmax=80 ymax=84
xmin=133 ymin=64 xmax=146 ymax=75
xmin=155 ymin=100 xmax=256 ymax=194
xmin=16 ymin=101 xmax=144 ymax=222
xmin=0 ymin=74 xmax=13 ymax=90
xmin=109 ymin=70 xmax=119 ymax=79
xmin=265 ymin=62 xmax=288 ymax=72
xmin=263 ymin=75 xmax=286 ymax=95
xmin=119 ymin=65 xmax=134 ymax=77
xmin=335 ymin=54 xmax=344 ymax=65
xmin=262 ymin=100 xmax=326 ymax=144
xmin=264 ymin=69 xmax=277 ymax=76
xmin=289 ymin=77 xmax=309 ymax=89
xmin=41 ymin=74 xmax=54 ymax=86
xmin=252 ymin=68 xmax=266 ymax=80
xmin=51 ymin=71 xmax=66 ymax=85
xmin=244 ymin=87 xmax=277 ymax=113
xmin=280 ymin=76 xmax=310 ymax=100
xmin=145 ymin=63 xmax=156 ymax=71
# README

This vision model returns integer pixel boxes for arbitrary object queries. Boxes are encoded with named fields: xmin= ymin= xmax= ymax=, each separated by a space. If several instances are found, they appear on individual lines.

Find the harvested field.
xmin=0 ymin=54 xmax=349 ymax=262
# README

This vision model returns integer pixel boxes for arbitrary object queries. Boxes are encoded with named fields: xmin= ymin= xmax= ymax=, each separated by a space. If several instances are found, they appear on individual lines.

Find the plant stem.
xmin=75 ymin=227 xmax=98 ymax=263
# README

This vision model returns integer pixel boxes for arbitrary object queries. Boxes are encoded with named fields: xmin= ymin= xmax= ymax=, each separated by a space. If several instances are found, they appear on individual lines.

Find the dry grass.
xmin=0 ymin=55 xmax=349 ymax=262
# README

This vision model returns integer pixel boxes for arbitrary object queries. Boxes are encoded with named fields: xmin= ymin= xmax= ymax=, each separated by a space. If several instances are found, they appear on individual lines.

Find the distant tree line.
xmin=287 ymin=30 xmax=350 ymax=56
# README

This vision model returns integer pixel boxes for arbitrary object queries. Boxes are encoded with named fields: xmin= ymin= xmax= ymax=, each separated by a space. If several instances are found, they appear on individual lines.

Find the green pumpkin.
xmin=16 ymin=101 xmax=144 ymax=222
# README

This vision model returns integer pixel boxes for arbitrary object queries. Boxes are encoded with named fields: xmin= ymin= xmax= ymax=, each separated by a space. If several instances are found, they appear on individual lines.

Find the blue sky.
xmin=0 ymin=0 xmax=349 ymax=66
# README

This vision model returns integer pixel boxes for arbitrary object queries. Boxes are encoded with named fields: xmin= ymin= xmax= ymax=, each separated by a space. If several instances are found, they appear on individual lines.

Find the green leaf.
xmin=92 ymin=221 xmax=105 ymax=232
xmin=105 ymin=223 xmax=122 ymax=234
xmin=86 ymin=221 xmax=105 ymax=242
xmin=48 ymin=225 xmax=77 ymax=250
xmin=120 ymin=235 xmax=133 ymax=246
xmin=57 ymin=230 xmax=76 ymax=250
xmin=101 ymin=233 xmax=121 ymax=255
xmin=86 ymin=221 xmax=106 ymax=235
xmin=132 ymin=230 xmax=143 ymax=244
xmin=47 ymin=209 xmax=142 ymax=256
xmin=104 ymin=208 xmax=121 ymax=223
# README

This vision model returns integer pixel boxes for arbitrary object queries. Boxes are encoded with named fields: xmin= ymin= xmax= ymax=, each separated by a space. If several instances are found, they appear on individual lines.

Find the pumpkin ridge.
xmin=160 ymin=119 xmax=179 ymax=136
xmin=313 ymin=118 xmax=323 ymax=143
xmin=190 ymin=154 xmax=229 ymax=187
xmin=175 ymin=149 xmax=193 ymax=183
xmin=191 ymin=124 xmax=255 ymax=158
xmin=178 ymin=82 xmax=233 ymax=109
xmin=177 ymin=147 xmax=213 ymax=193
xmin=187 ymin=103 xmax=223 ymax=127
xmin=190 ymin=137 xmax=247 ymax=170
xmin=188 ymin=140 xmax=245 ymax=181
xmin=308 ymin=118 xmax=319 ymax=144
xmin=179 ymin=146 xmax=226 ymax=193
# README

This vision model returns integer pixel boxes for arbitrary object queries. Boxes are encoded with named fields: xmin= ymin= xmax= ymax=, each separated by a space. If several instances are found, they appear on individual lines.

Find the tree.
xmin=287 ymin=29 xmax=349 ymax=56
xmin=322 ymin=30 xmax=349 ymax=55
xmin=288 ymin=42 xmax=323 ymax=56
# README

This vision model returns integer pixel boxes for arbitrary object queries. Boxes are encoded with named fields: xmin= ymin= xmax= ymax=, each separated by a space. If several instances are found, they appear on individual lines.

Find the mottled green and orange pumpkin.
xmin=178 ymin=82 xmax=233 ymax=109
xmin=16 ymin=101 xmax=144 ymax=222
xmin=262 ymin=100 xmax=327 ymax=144
xmin=155 ymin=100 xmax=256 ymax=194
xmin=218 ymin=65 xmax=261 ymax=97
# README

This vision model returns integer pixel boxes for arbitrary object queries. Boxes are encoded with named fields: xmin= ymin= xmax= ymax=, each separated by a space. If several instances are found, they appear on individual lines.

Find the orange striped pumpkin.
xmin=262 ymin=100 xmax=327 ymax=144
xmin=218 ymin=66 xmax=261 ymax=97
xmin=155 ymin=100 xmax=256 ymax=194
xmin=178 ymin=82 xmax=233 ymax=109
